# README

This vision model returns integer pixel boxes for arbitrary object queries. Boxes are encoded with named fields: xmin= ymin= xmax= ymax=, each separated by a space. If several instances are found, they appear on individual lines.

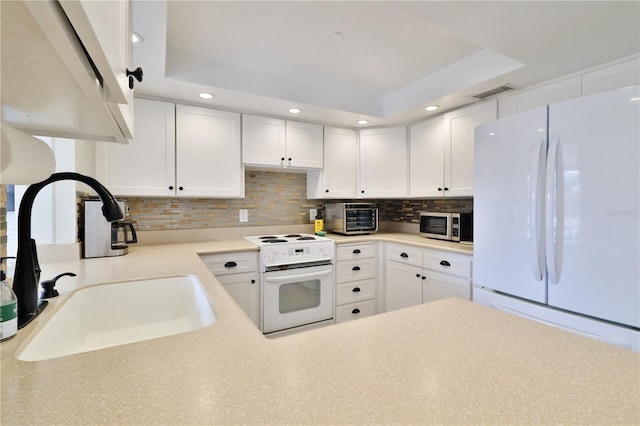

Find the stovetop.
xmin=243 ymin=233 xmax=335 ymax=269
xmin=243 ymin=233 xmax=332 ymax=246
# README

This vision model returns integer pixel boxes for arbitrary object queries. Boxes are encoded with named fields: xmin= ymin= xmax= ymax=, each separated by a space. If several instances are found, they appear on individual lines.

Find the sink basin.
xmin=17 ymin=275 xmax=216 ymax=361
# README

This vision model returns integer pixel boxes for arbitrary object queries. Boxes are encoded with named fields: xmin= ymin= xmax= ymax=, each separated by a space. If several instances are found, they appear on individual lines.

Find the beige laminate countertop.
xmin=1 ymin=236 xmax=638 ymax=425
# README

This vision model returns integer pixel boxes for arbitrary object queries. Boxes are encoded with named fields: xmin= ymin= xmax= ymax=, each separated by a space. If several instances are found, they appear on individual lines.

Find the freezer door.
xmin=547 ymin=85 xmax=640 ymax=328
xmin=473 ymin=106 xmax=548 ymax=303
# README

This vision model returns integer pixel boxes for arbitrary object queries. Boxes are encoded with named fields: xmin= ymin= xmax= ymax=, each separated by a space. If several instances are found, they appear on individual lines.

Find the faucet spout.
xmin=13 ymin=172 xmax=123 ymax=329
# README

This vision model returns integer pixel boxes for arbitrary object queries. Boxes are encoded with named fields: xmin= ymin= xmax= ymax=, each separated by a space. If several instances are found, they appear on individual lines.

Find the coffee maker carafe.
xmin=83 ymin=199 xmax=137 ymax=258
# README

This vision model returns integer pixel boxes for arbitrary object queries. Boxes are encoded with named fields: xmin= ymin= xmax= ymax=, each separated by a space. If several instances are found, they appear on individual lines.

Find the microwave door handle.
xmin=264 ymin=269 xmax=333 ymax=283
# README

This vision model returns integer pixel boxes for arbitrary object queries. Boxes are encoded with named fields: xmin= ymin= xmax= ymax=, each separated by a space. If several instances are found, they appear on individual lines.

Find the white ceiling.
xmin=132 ymin=1 xmax=640 ymax=128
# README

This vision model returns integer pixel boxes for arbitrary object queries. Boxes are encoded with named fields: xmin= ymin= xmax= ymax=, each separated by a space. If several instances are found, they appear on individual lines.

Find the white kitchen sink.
xmin=17 ymin=275 xmax=216 ymax=361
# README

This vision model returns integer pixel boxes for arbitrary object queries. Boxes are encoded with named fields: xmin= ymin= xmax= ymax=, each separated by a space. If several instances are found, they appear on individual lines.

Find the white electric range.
xmin=243 ymin=233 xmax=335 ymax=335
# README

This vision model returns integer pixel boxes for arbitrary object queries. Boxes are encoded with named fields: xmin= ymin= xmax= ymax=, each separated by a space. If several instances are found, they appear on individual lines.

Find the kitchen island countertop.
xmin=1 ymin=238 xmax=638 ymax=425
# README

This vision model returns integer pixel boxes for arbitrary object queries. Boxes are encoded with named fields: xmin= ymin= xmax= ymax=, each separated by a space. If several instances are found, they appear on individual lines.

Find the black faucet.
xmin=12 ymin=172 xmax=123 ymax=329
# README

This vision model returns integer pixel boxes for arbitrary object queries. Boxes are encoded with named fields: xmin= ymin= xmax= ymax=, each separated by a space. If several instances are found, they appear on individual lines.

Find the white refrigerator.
xmin=473 ymin=85 xmax=640 ymax=351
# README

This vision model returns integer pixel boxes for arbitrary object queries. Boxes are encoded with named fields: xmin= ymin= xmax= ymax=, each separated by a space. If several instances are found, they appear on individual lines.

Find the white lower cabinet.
xmin=200 ymin=251 xmax=259 ymax=327
xmin=384 ymin=243 xmax=472 ymax=313
xmin=335 ymin=243 xmax=377 ymax=323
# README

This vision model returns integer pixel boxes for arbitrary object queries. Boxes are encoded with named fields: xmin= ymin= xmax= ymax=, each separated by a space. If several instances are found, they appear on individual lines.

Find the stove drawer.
xmin=336 ymin=258 xmax=376 ymax=283
xmin=335 ymin=299 xmax=375 ymax=324
xmin=336 ymin=279 xmax=375 ymax=305
xmin=200 ymin=251 xmax=258 ymax=276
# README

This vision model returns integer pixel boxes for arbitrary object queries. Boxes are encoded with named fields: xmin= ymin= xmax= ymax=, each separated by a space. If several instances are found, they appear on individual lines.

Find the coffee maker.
xmin=83 ymin=199 xmax=137 ymax=258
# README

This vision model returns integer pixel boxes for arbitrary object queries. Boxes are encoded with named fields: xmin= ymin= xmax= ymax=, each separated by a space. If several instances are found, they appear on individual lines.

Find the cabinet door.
xmin=443 ymin=100 xmax=497 ymax=197
xmin=285 ymin=120 xmax=323 ymax=169
xmin=409 ymin=116 xmax=445 ymax=197
xmin=385 ymin=260 xmax=422 ymax=312
xmin=359 ymin=127 xmax=408 ymax=198
xmin=59 ymin=0 xmax=133 ymax=138
xmin=176 ymin=105 xmax=243 ymax=198
xmin=242 ymin=115 xmax=286 ymax=167
xmin=216 ymin=272 xmax=260 ymax=327
xmin=308 ymin=127 xmax=358 ymax=198
xmin=95 ymin=98 xmax=175 ymax=196
xmin=423 ymin=271 xmax=471 ymax=303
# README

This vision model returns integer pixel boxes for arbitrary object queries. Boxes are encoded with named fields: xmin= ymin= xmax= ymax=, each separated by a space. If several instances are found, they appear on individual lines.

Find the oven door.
xmin=262 ymin=265 xmax=334 ymax=333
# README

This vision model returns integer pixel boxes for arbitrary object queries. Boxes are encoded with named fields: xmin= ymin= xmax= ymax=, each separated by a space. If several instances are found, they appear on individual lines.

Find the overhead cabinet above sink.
xmin=1 ymin=0 xmax=135 ymax=143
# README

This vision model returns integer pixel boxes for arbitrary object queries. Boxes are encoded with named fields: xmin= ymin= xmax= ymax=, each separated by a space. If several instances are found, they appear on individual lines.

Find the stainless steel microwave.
xmin=419 ymin=212 xmax=473 ymax=242
xmin=325 ymin=203 xmax=378 ymax=235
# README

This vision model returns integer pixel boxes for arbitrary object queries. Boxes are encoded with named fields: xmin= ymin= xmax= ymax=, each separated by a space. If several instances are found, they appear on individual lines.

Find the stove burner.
xmin=259 ymin=236 xmax=279 ymax=239
xmin=297 ymin=236 xmax=316 ymax=241
xmin=284 ymin=234 xmax=302 ymax=238
xmin=263 ymin=239 xmax=288 ymax=243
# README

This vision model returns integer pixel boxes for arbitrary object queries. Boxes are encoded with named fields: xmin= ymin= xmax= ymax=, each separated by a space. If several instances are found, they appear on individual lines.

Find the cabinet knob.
xmin=169 ymin=186 xmax=174 ymax=190
xmin=437 ymin=187 xmax=443 ymax=191
xmin=126 ymin=67 xmax=143 ymax=89
xmin=400 ymin=252 xmax=409 ymax=258
xmin=352 ymin=287 xmax=361 ymax=293
xmin=352 ymin=249 xmax=361 ymax=254
xmin=352 ymin=308 xmax=361 ymax=314
xmin=444 ymin=187 xmax=449 ymax=191
xmin=352 ymin=266 xmax=361 ymax=271
xmin=361 ymin=190 xmax=365 ymax=194
xmin=288 ymin=157 xmax=292 ymax=162
xmin=281 ymin=157 xmax=285 ymax=161
xmin=250 ymin=279 xmax=256 ymax=284
xmin=422 ymin=275 xmax=426 ymax=280
xmin=178 ymin=186 xmax=184 ymax=191
xmin=224 ymin=261 xmax=237 ymax=268
xmin=325 ymin=189 xmax=329 ymax=193
xmin=415 ymin=273 xmax=421 ymax=278
xmin=440 ymin=260 xmax=451 ymax=267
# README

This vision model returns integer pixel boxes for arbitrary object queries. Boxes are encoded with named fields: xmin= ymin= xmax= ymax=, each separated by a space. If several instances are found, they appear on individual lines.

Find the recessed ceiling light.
xmin=132 ymin=32 xmax=144 ymax=44
xmin=488 ymin=132 xmax=495 ymax=136
xmin=425 ymin=105 xmax=439 ymax=112
xmin=288 ymin=108 xmax=301 ymax=114
xmin=199 ymin=92 xmax=215 ymax=100
xmin=357 ymin=120 xmax=368 ymax=125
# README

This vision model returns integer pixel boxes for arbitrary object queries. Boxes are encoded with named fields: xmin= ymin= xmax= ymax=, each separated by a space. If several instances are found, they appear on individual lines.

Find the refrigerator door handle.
xmin=530 ymin=136 xmax=546 ymax=281
xmin=545 ymin=136 xmax=564 ymax=285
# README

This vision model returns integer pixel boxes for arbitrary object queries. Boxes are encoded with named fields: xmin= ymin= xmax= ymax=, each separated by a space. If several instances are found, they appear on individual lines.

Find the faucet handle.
xmin=40 ymin=272 xmax=77 ymax=299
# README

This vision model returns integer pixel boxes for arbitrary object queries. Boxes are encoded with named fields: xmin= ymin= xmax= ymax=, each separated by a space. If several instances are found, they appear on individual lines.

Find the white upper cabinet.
xmin=242 ymin=115 xmax=323 ymax=169
xmin=1 ymin=0 xmax=134 ymax=143
xmin=96 ymin=99 xmax=174 ymax=196
xmin=443 ymin=100 xmax=497 ymax=197
xmin=359 ymin=127 xmax=408 ymax=198
xmin=307 ymin=127 xmax=358 ymax=199
xmin=176 ymin=105 xmax=243 ymax=197
xmin=60 ymin=0 xmax=135 ymax=138
xmin=97 ymin=99 xmax=243 ymax=198
xmin=409 ymin=116 xmax=445 ymax=198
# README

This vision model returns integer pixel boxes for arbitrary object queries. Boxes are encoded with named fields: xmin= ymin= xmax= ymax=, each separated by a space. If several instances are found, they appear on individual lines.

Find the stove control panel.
xmin=260 ymin=242 xmax=334 ymax=268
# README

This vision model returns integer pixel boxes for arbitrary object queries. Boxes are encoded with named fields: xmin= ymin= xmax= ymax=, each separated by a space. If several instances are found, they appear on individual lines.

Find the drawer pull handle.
xmin=440 ymin=260 xmax=451 ymax=267
xmin=352 ymin=308 xmax=361 ymax=314
xmin=353 ymin=249 xmax=361 ymax=254
xmin=352 ymin=266 xmax=361 ymax=271
xmin=352 ymin=287 xmax=361 ymax=293
xmin=224 ymin=261 xmax=237 ymax=268
xmin=400 ymin=252 xmax=409 ymax=258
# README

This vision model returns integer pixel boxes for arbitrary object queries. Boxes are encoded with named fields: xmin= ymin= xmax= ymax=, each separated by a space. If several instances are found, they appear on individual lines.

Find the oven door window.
xmin=279 ymin=279 xmax=321 ymax=314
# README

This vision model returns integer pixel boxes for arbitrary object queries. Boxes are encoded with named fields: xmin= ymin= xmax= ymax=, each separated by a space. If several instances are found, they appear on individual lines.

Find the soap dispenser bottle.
xmin=0 ymin=258 xmax=18 ymax=341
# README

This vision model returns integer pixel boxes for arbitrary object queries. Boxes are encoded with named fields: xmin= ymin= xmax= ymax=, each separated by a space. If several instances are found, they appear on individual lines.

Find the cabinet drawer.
xmin=335 ymin=299 xmax=376 ymax=324
xmin=336 ymin=258 xmax=376 ymax=283
xmin=337 ymin=243 xmax=375 ymax=261
xmin=200 ymin=251 xmax=258 ymax=276
xmin=336 ymin=279 xmax=376 ymax=305
xmin=422 ymin=250 xmax=471 ymax=279
xmin=386 ymin=243 xmax=422 ymax=267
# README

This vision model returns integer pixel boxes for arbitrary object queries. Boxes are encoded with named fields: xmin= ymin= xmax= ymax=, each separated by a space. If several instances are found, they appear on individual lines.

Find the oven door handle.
xmin=264 ymin=268 xmax=333 ymax=283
